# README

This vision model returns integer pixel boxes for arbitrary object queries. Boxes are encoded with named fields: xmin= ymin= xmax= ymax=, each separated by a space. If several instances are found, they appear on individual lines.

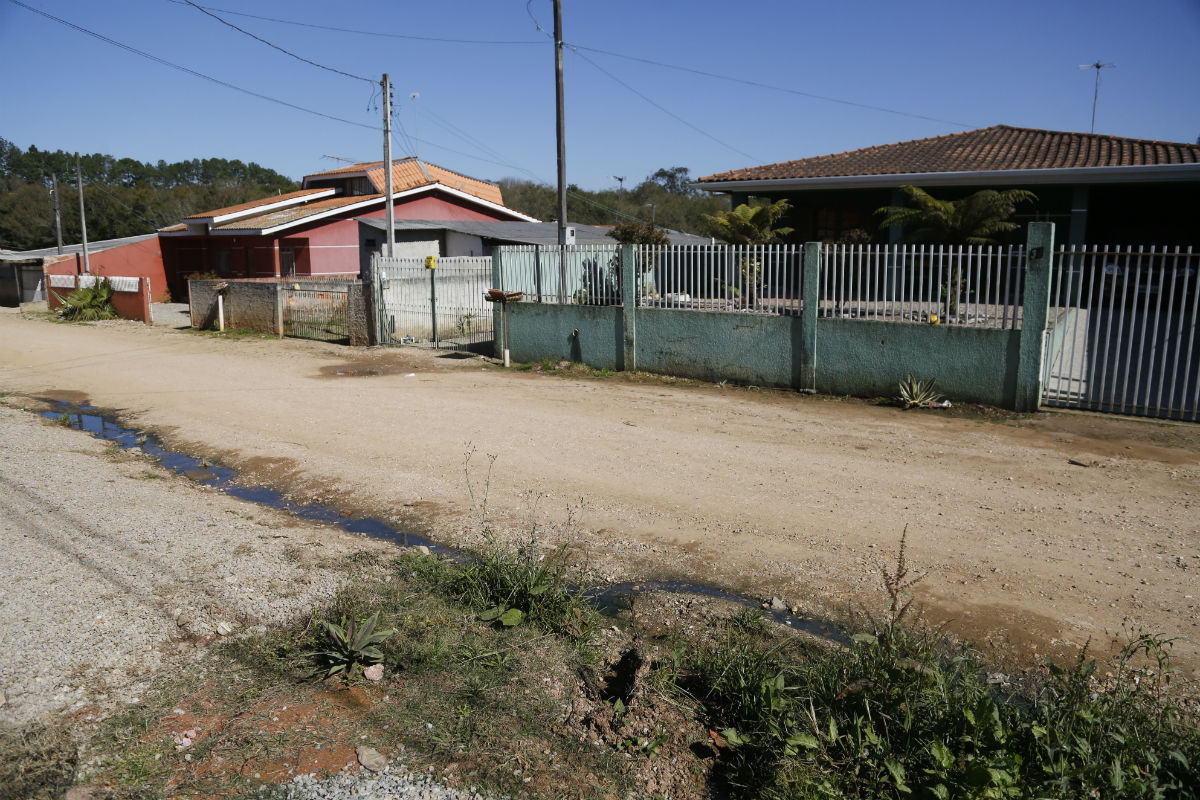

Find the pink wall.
xmin=44 ymin=238 xmax=169 ymax=302
xmin=360 ymin=192 xmax=515 ymax=222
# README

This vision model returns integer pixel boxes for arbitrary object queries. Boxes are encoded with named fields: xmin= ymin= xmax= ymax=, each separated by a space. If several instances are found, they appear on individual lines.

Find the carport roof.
xmin=357 ymin=219 xmax=710 ymax=247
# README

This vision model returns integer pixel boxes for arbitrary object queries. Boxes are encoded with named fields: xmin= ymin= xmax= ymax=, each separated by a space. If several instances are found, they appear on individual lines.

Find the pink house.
xmin=159 ymin=158 xmax=536 ymax=297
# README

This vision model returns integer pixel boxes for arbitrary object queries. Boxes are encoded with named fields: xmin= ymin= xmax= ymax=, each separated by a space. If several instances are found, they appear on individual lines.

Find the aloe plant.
xmin=310 ymin=611 xmax=394 ymax=680
xmin=897 ymin=374 xmax=943 ymax=409
xmin=53 ymin=279 xmax=117 ymax=321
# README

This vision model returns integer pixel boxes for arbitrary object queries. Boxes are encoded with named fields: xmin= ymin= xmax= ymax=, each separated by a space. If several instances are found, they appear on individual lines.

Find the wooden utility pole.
xmin=75 ymin=153 xmax=90 ymax=273
xmin=51 ymin=173 xmax=63 ymax=255
xmin=381 ymin=73 xmax=395 ymax=258
xmin=553 ymin=0 xmax=568 ymax=245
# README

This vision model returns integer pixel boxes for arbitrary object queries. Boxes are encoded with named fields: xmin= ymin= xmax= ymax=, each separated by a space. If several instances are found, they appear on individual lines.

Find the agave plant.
xmin=53 ymin=279 xmax=117 ymax=321
xmin=897 ymin=375 xmax=943 ymax=409
xmin=310 ymin=611 xmax=394 ymax=680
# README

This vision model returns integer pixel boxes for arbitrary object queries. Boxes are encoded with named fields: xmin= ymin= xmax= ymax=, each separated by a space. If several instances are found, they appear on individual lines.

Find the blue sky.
xmin=2 ymin=0 xmax=1198 ymax=192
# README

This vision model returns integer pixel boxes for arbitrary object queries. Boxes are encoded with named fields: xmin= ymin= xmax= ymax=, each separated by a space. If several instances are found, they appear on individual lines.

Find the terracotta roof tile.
xmin=698 ymin=126 xmax=1200 ymax=183
xmin=213 ymin=194 xmax=383 ymax=232
xmin=183 ymin=188 xmax=329 ymax=220
xmin=305 ymin=157 xmax=504 ymax=205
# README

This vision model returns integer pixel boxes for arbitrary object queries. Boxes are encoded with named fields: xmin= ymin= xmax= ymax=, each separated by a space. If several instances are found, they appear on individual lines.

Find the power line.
xmin=168 ymin=1 xmax=543 ymax=45
xmin=179 ymin=0 xmax=374 ymax=84
xmin=8 ymin=0 xmax=379 ymax=132
xmin=569 ymin=49 xmax=762 ymax=163
xmin=564 ymin=43 xmax=977 ymax=129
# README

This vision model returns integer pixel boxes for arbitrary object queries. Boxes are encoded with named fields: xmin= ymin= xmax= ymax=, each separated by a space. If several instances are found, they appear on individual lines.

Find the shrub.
xmin=53 ymin=279 xmax=117 ymax=321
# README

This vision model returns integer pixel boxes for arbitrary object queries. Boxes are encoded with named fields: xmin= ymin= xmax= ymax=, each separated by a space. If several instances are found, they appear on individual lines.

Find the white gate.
xmin=1042 ymin=245 xmax=1198 ymax=421
xmin=376 ymin=256 xmax=493 ymax=351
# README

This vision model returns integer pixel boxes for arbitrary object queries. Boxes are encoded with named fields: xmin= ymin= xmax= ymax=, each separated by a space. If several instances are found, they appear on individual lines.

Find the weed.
xmin=282 ymin=544 xmax=303 ymax=563
xmin=0 ymin=723 xmax=78 ymax=800
xmin=308 ymin=611 xmax=394 ymax=681
xmin=452 ymin=536 xmax=600 ymax=645
xmin=658 ymin=534 xmax=1200 ymax=799
xmin=139 ymin=470 xmax=164 ymax=480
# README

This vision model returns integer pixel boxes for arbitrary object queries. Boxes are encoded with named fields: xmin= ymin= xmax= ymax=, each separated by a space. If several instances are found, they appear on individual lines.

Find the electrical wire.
xmin=168 ymin=0 xmax=542 ymax=45
xmin=8 ymin=0 xmax=380 ymax=132
xmin=78 ymin=175 xmax=168 ymax=230
xmin=564 ymin=42 xmax=976 ymax=129
xmin=179 ymin=0 xmax=374 ymax=84
xmin=569 ymin=49 xmax=763 ymax=163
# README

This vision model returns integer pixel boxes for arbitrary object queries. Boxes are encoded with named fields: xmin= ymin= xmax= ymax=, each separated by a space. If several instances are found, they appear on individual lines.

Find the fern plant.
xmin=53 ymin=279 xmax=117 ymax=321
xmin=897 ymin=374 xmax=943 ymax=409
xmin=309 ymin=611 xmax=394 ymax=680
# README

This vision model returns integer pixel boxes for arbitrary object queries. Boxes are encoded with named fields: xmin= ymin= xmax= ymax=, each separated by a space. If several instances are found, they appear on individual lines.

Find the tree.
xmin=648 ymin=166 xmax=695 ymax=196
xmin=874 ymin=185 xmax=1037 ymax=245
xmin=702 ymin=199 xmax=793 ymax=245
xmin=606 ymin=220 xmax=669 ymax=247
xmin=702 ymin=199 xmax=794 ymax=308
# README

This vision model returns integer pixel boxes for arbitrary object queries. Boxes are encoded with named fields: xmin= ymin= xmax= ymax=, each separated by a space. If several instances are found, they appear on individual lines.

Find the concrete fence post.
xmin=275 ymin=283 xmax=284 ymax=338
xmin=620 ymin=244 xmax=637 ymax=371
xmin=1015 ymin=222 xmax=1055 ymax=412
xmin=491 ymin=250 xmax=504 ymax=359
xmin=140 ymin=277 xmax=152 ymax=325
xmin=801 ymin=242 xmax=821 ymax=392
xmin=362 ymin=254 xmax=380 ymax=346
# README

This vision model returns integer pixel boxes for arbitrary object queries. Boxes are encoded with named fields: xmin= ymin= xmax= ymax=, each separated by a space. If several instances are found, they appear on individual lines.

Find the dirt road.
xmin=2 ymin=309 xmax=1197 ymax=677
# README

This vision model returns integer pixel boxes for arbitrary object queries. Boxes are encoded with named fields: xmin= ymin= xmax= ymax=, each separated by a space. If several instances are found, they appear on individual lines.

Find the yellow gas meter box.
xmin=424 ymin=255 xmax=437 ymax=270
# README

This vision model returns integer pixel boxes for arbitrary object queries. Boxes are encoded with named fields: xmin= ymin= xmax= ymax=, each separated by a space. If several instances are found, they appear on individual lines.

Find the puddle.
xmin=319 ymin=363 xmax=418 ymax=378
xmin=38 ymin=399 xmax=843 ymax=643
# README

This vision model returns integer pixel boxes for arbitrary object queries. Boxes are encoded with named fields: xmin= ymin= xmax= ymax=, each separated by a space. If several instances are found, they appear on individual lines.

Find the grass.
xmin=62 ymin=545 xmax=630 ymax=800
xmin=647 ymin=536 xmax=1200 ymax=800
xmin=0 ymin=723 xmax=78 ymax=800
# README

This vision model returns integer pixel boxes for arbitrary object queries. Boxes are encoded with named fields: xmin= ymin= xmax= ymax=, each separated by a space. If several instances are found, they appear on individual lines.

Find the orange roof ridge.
xmin=184 ymin=188 xmax=329 ymax=220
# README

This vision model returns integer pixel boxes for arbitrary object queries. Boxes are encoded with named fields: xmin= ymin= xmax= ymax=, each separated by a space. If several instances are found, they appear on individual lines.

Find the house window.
xmin=351 ymin=177 xmax=373 ymax=196
xmin=212 ymin=248 xmax=232 ymax=275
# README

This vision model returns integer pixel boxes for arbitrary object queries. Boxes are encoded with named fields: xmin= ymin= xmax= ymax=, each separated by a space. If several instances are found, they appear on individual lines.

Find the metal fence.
xmin=282 ymin=286 xmax=349 ymax=343
xmin=820 ymin=244 xmax=1025 ymax=329
xmin=496 ymin=245 xmax=622 ymax=305
xmin=378 ymin=256 xmax=492 ymax=349
xmin=1041 ymin=245 xmax=1198 ymax=421
xmin=636 ymin=244 xmax=803 ymax=314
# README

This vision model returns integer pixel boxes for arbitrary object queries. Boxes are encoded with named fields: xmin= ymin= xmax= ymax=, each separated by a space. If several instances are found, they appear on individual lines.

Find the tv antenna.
xmin=1078 ymin=61 xmax=1115 ymax=134
xmin=410 ymin=92 xmax=420 ymax=160
xmin=321 ymin=154 xmax=358 ymax=164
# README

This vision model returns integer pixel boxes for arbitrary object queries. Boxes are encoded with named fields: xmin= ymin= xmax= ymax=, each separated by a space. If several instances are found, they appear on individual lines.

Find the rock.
xmin=356 ymin=746 xmax=388 ymax=772
xmin=363 ymin=663 xmax=384 ymax=682
xmin=215 ymin=621 xmax=232 ymax=636
xmin=769 ymin=597 xmax=787 ymax=612
xmin=64 ymin=788 xmax=97 ymax=800
xmin=413 ymin=545 xmax=431 ymax=556
xmin=0 ymin=692 xmax=6 ymax=706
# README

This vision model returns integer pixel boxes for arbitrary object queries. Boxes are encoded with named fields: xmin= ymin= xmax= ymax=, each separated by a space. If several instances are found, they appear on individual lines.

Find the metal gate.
xmin=1041 ymin=245 xmax=1198 ymax=421
xmin=376 ymin=256 xmax=493 ymax=351
xmin=282 ymin=286 xmax=350 ymax=343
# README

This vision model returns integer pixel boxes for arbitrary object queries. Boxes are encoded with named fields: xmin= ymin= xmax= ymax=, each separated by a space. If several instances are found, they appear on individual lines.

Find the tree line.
xmin=496 ymin=166 xmax=729 ymax=237
xmin=0 ymin=139 xmax=297 ymax=251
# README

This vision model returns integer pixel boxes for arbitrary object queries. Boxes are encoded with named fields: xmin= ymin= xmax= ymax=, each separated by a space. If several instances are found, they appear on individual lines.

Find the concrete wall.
xmin=189 ymin=278 xmax=367 ymax=344
xmin=43 ymin=238 xmax=169 ymax=302
xmin=638 ymin=309 xmax=807 ymax=388
xmin=816 ymin=319 xmax=1020 ymax=406
xmin=498 ymin=229 xmax=1057 ymax=410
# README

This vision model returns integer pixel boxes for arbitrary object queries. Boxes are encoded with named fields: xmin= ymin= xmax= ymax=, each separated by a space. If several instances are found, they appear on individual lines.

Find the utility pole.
xmin=381 ymin=73 xmax=395 ymax=258
xmin=1079 ymin=61 xmax=1115 ymax=134
xmin=553 ymin=0 xmax=568 ymax=245
xmin=75 ymin=153 xmax=90 ymax=273
xmin=50 ymin=173 xmax=63 ymax=255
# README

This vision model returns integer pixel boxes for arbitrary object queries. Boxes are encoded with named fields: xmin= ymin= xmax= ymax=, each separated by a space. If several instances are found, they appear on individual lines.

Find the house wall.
xmin=43 ymin=238 xmax=169 ymax=302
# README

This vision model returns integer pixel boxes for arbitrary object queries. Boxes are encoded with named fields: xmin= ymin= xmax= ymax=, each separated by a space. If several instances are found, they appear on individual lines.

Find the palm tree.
xmin=876 ymin=186 xmax=1037 ymax=316
xmin=703 ymin=198 xmax=794 ymax=245
xmin=703 ymin=199 xmax=793 ymax=308
xmin=875 ymin=185 xmax=1036 ymax=246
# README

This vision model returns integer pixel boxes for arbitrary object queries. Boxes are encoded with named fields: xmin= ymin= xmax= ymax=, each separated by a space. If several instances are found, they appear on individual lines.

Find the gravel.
xmin=0 ymin=402 xmax=392 ymax=726
xmin=278 ymin=762 xmax=506 ymax=800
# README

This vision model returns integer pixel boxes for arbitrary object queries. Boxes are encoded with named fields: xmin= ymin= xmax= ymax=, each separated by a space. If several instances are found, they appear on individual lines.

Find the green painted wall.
xmin=637 ymin=309 xmax=807 ymax=387
xmin=816 ymin=318 xmax=1021 ymax=406
xmin=504 ymin=302 xmax=625 ymax=370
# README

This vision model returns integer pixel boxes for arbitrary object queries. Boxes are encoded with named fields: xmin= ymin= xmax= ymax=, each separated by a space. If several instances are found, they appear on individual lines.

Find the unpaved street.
xmin=2 ymin=309 xmax=1198 ymax=677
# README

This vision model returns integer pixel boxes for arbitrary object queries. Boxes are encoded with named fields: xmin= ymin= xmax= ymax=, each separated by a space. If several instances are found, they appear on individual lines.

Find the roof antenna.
xmin=1078 ymin=61 xmax=1115 ymax=134
xmin=410 ymin=92 xmax=420 ymax=160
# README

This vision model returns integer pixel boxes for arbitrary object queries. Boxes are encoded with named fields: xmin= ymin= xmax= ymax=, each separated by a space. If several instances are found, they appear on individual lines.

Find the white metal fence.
xmin=820 ymin=244 xmax=1025 ymax=329
xmin=1041 ymin=245 xmax=1198 ymax=421
xmin=378 ymin=256 xmax=493 ymax=348
xmin=497 ymin=245 xmax=622 ymax=305
xmin=636 ymin=244 xmax=803 ymax=314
